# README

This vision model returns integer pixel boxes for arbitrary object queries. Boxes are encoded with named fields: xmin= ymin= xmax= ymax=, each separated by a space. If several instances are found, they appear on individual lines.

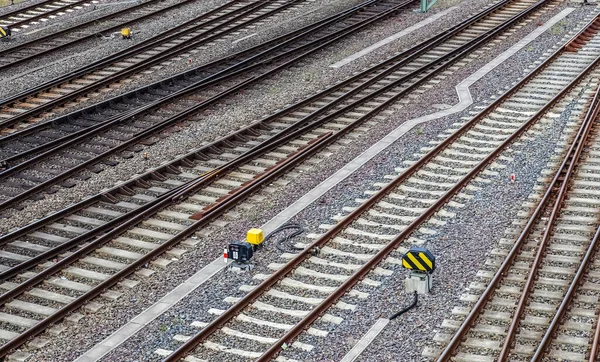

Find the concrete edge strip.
xmin=337 ymin=7 xmax=574 ymax=362
xmin=74 ymin=8 xmax=573 ymax=362
xmin=339 ymin=318 xmax=390 ymax=362
xmin=330 ymin=6 xmax=458 ymax=68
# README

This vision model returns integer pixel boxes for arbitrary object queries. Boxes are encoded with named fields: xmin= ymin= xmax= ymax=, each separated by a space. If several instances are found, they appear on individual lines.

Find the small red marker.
xmin=223 ymin=248 xmax=228 ymax=263
xmin=510 ymin=174 xmax=515 ymax=183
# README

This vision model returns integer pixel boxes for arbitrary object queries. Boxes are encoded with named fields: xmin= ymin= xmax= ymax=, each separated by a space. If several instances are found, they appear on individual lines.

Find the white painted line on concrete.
xmin=330 ymin=7 xmax=458 ymax=68
xmin=232 ymin=32 xmax=257 ymax=44
xmin=339 ymin=318 xmax=390 ymax=362
xmin=75 ymin=8 xmax=574 ymax=361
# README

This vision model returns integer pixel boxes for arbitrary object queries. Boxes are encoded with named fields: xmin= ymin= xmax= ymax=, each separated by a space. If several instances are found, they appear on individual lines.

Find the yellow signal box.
xmin=247 ymin=228 xmax=264 ymax=246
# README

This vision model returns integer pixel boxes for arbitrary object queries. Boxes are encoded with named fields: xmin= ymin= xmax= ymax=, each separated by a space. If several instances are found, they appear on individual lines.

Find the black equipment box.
xmin=228 ymin=241 xmax=253 ymax=262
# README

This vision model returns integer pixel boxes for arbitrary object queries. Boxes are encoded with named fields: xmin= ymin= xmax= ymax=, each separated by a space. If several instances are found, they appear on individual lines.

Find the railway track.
xmin=0 ymin=104 xmax=338 ymax=360
xmin=0 ymin=0 xmax=418 ymax=211
xmin=0 ymin=0 xmax=307 ymax=126
xmin=0 ymin=0 xmax=210 ymax=69
xmin=426 ymin=19 xmax=600 ymax=362
xmin=0 ymin=0 xmax=571 ymax=358
xmin=0 ymin=0 xmax=402 ymax=135
xmin=0 ymin=2 xmax=592 ymax=362
xmin=154 ymin=14 xmax=600 ymax=362
xmin=0 ymin=0 xmax=553 ymax=213
xmin=0 ymin=0 xmax=96 ymax=31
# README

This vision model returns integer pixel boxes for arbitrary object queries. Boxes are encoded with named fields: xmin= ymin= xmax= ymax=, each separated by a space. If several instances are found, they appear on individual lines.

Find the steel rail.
xmin=0 ymin=0 xmax=382 ymax=138
xmin=266 ymin=0 xmax=552 ymax=147
xmin=528 ymin=86 xmax=600 ymax=361
xmin=0 ymin=0 xmax=397 ymax=163
xmin=496 ymin=89 xmax=599 ymax=361
xmin=165 ymin=18 xmax=599 ymax=362
xmin=0 ymin=0 xmax=513 ymax=137
xmin=0 ymin=83 xmax=389 ymax=283
xmin=0 ymin=0 xmax=207 ymax=69
xmin=435 ymin=17 xmax=600 ymax=361
xmin=0 ymin=0 xmax=517 ymax=129
xmin=0 ymin=12 xmax=451 ymax=284
xmin=0 ymin=0 xmax=564 ymax=354
xmin=0 ymin=1 xmax=543 ymax=346
xmin=0 ymin=128 xmax=334 ymax=357
xmin=259 ymin=49 xmax=600 ymax=362
xmin=0 ymin=0 xmax=443 ymax=198
xmin=532 ymin=226 xmax=600 ymax=360
xmin=0 ymin=1 xmax=536 ymax=285
xmin=0 ymin=0 xmax=91 ymax=28
xmin=0 ymin=0 xmax=546 ymax=211
xmin=0 ymin=0 xmax=411 ymax=256
xmin=0 ymin=0 xmax=291 ymax=124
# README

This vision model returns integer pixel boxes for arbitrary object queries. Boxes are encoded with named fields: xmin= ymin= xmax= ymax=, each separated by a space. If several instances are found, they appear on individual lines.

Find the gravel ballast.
xmin=2 ymin=0 xmax=496 ymax=234
xmin=15 ymin=1 xmax=598 ymax=361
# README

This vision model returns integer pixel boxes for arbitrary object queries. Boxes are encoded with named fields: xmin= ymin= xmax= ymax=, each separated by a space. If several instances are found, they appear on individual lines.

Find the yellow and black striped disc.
xmin=402 ymin=247 xmax=435 ymax=272
xmin=0 ymin=27 xmax=7 ymax=38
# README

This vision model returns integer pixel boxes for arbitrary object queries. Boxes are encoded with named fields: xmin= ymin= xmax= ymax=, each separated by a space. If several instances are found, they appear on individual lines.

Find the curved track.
xmin=0 ymin=0 xmax=565 ymax=359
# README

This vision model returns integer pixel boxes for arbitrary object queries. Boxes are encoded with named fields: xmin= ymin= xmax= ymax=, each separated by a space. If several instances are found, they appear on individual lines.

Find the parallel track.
xmin=160 ymin=14 xmax=600 ymax=362
xmin=0 ymin=0 xmax=549 ymax=212
xmin=0 ymin=0 xmax=208 ymax=68
xmin=0 ymin=0 xmax=564 ymax=359
xmin=0 ymin=0 xmax=95 ymax=30
xmin=430 ymin=15 xmax=600 ymax=362
xmin=0 ymin=0 xmax=304 ymax=126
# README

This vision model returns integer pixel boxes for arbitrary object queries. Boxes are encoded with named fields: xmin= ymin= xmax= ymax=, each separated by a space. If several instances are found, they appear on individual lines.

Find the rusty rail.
xmin=164 ymin=14 xmax=597 ymax=362
xmin=527 ymin=85 xmax=600 ymax=361
xmin=0 ymin=0 xmax=550 ymax=212
xmin=436 ymin=16 xmax=600 ymax=362
xmin=0 ymin=0 xmax=422 ymax=282
xmin=0 ymin=0 xmax=562 ymax=355
xmin=0 ymin=0 xmax=91 ymax=28
xmin=591 ymin=289 xmax=600 ymax=362
xmin=0 ymin=0 xmax=210 ymax=69
xmin=0 ymin=0 xmax=519 ymax=131
xmin=566 ymin=16 xmax=600 ymax=52
xmin=0 ymin=125 xmax=334 ymax=357
xmin=497 ymin=79 xmax=600 ymax=362
xmin=0 ymin=0 xmax=286 ymax=124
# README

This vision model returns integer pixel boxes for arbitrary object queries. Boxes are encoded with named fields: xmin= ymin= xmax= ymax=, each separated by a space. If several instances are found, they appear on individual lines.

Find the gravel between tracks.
xmin=0 ymin=0 xmax=229 ymax=91
xmin=0 ymin=0 xmax=105 ymax=18
xmin=16 ymin=1 xmax=595 ymax=361
xmin=1 ymin=0 xmax=494 ymax=232
xmin=0 ymin=0 xmax=47 ymax=16
xmin=0 ymin=0 xmax=367 ymax=106
xmin=0 ymin=0 xmax=184 ymax=48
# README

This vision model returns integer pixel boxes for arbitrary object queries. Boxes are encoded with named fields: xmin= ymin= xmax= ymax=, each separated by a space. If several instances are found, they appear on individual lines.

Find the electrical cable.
xmin=263 ymin=223 xmax=304 ymax=253
xmin=389 ymin=291 xmax=418 ymax=320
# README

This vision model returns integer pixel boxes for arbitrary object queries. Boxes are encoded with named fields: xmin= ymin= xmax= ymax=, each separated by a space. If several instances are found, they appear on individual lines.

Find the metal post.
xmin=421 ymin=0 xmax=437 ymax=12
